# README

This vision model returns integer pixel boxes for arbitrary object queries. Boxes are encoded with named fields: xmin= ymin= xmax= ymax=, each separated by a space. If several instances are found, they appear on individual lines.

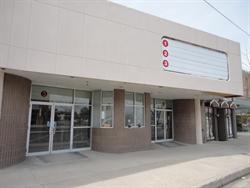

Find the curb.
xmin=201 ymin=167 xmax=250 ymax=188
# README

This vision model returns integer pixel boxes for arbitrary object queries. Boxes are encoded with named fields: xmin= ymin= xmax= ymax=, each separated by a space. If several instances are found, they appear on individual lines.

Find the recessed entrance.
xmin=153 ymin=110 xmax=173 ymax=141
xmin=27 ymin=85 xmax=92 ymax=155
xmin=151 ymin=98 xmax=174 ymax=142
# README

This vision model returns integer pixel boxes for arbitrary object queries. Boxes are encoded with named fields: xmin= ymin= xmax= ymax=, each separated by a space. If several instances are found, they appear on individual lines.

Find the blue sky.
xmin=110 ymin=0 xmax=250 ymax=71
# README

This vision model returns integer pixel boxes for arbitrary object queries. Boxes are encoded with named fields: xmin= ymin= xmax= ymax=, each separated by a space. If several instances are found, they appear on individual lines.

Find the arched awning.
xmin=228 ymin=101 xmax=237 ymax=109
xmin=210 ymin=99 xmax=220 ymax=108
xmin=220 ymin=100 xmax=229 ymax=108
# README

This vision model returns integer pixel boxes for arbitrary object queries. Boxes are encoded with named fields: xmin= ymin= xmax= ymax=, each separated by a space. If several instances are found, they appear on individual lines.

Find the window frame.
xmin=72 ymin=89 xmax=92 ymax=149
xmin=124 ymin=92 xmax=145 ymax=128
xmin=100 ymin=91 xmax=114 ymax=128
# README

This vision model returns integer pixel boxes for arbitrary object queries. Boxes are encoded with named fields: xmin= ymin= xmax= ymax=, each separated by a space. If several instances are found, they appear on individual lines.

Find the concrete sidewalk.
xmin=0 ymin=132 xmax=250 ymax=188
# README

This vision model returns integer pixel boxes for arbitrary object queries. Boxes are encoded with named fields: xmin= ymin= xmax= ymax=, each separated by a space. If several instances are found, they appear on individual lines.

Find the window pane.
xmin=74 ymin=105 xmax=91 ymax=127
xmin=136 ymin=106 xmax=144 ymax=127
xmin=151 ymin=126 xmax=155 ymax=141
xmin=151 ymin=98 xmax=155 ymax=109
xmin=135 ymin=93 xmax=144 ymax=106
xmin=155 ymin=99 xmax=166 ymax=109
xmin=75 ymin=90 xmax=91 ymax=104
xmin=73 ymin=128 xmax=90 ymax=148
xmin=31 ymin=85 xmax=73 ymax=103
xmin=29 ymin=105 xmax=51 ymax=153
xmin=92 ymin=91 xmax=101 ymax=128
xmin=125 ymin=92 xmax=134 ymax=105
xmin=151 ymin=109 xmax=155 ymax=125
xmin=53 ymin=106 xmax=72 ymax=150
xmin=165 ymin=100 xmax=173 ymax=109
xmin=166 ymin=111 xmax=173 ymax=139
xmin=101 ymin=106 xmax=113 ymax=128
xmin=125 ymin=106 xmax=134 ymax=127
xmin=102 ymin=91 xmax=113 ymax=104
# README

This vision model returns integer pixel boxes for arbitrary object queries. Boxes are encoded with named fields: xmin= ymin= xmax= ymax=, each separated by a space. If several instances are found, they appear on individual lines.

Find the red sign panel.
xmin=162 ymin=39 xmax=168 ymax=47
xmin=163 ymin=60 xmax=169 ymax=68
xmin=162 ymin=38 xmax=169 ymax=70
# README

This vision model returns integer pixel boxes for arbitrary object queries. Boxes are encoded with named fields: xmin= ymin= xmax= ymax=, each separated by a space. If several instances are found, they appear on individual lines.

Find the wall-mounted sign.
xmin=41 ymin=90 xmax=48 ymax=98
xmin=161 ymin=36 xmax=229 ymax=80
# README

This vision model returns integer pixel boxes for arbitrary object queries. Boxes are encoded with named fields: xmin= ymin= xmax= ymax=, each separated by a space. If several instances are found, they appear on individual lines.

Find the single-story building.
xmin=0 ymin=0 xmax=243 ymax=168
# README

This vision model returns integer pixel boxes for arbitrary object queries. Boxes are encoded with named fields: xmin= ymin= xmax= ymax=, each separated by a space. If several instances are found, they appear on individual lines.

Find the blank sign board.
xmin=161 ymin=37 xmax=229 ymax=80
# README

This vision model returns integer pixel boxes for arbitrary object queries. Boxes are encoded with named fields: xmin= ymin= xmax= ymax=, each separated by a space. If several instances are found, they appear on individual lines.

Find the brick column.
xmin=173 ymin=99 xmax=203 ymax=144
xmin=0 ymin=74 xmax=31 ymax=168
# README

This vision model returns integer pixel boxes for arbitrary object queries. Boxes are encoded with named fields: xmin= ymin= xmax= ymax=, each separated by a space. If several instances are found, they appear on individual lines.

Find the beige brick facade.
xmin=242 ymin=71 xmax=250 ymax=98
xmin=0 ymin=74 xmax=31 ymax=168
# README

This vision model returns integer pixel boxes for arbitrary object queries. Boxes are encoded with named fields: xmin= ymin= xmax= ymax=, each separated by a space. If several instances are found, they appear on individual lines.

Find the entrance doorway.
xmin=153 ymin=110 xmax=173 ymax=142
xmin=226 ymin=109 xmax=233 ymax=138
xmin=205 ymin=107 xmax=215 ymax=141
xmin=27 ymin=102 xmax=91 ymax=155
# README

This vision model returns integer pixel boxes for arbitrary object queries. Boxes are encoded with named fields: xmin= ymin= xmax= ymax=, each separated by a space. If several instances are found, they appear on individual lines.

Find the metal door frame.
xmin=26 ymin=102 xmax=53 ymax=156
xmin=26 ymin=101 xmax=91 ymax=156
xmin=51 ymin=103 xmax=73 ymax=154
xmin=154 ymin=109 xmax=174 ymax=143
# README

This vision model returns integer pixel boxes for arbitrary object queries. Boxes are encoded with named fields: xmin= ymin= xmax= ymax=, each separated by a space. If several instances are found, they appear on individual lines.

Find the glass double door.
xmin=28 ymin=103 xmax=74 ymax=154
xmin=155 ymin=110 xmax=173 ymax=141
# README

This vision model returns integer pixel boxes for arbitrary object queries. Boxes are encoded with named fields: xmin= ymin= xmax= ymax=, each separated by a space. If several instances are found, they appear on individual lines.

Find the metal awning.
xmin=210 ymin=99 xmax=220 ymax=108
xmin=220 ymin=100 xmax=229 ymax=108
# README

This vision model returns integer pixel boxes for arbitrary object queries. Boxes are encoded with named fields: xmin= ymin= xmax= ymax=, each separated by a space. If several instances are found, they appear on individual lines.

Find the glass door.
xmin=52 ymin=105 xmax=72 ymax=152
xmin=28 ymin=104 xmax=52 ymax=153
xmin=155 ymin=110 xmax=173 ymax=142
xmin=156 ymin=110 xmax=165 ymax=141
xmin=166 ymin=111 xmax=173 ymax=140
xmin=73 ymin=105 xmax=91 ymax=149
xmin=28 ymin=103 xmax=73 ymax=154
xmin=226 ymin=109 xmax=233 ymax=138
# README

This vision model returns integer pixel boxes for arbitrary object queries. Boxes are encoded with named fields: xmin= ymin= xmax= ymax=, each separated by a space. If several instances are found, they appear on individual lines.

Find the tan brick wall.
xmin=173 ymin=99 xmax=197 ymax=144
xmin=0 ymin=74 xmax=31 ymax=168
xmin=92 ymin=90 xmax=152 ymax=153
xmin=242 ymin=71 xmax=250 ymax=98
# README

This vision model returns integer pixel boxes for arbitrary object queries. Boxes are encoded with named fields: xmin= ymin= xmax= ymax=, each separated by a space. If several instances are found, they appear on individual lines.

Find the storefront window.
xmin=125 ymin=106 xmax=134 ymax=127
xmin=125 ymin=92 xmax=144 ymax=128
xmin=101 ymin=91 xmax=113 ymax=128
xmin=75 ymin=90 xmax=92 ymax=105
xmin=31 ymin=85 xmax=73 ymax=103
xmin=30 ymin=85 xmax=92 ymax=151
xmin=92 ymin=91 xmax=114 ymax=128
xmin=102 ymin=91 xmax=113 ymax=104
xmin=155 ymin=99 xmax=173 ymax=109
xmin=74 ymin=105 xmax=91 ymax=127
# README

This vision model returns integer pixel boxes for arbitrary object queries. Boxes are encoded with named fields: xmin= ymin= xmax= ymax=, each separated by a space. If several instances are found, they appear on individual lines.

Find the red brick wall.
xmin=0 ymin=74 xmax=31 ymax=168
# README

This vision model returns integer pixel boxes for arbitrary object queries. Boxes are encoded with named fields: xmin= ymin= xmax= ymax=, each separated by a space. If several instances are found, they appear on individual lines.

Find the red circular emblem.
xmin=163 ymin=60 xmax=169 ymax=68
xmin=41 ymin=90 xmax=48 ymax=97
xmin=163 ymin=50 xmax=168 ymax=57
xmin=162 ymin=39 xmax=168 ymax=47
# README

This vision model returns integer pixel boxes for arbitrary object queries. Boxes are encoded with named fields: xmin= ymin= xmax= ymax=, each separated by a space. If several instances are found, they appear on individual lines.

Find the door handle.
xmin=53 ymin=122 xmax=57 ymax=135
